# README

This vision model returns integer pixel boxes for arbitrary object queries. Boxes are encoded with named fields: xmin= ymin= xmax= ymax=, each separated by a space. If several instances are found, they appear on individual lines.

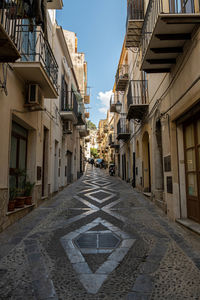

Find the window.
xmin=9 ymin=122 xmax=28 ymax=191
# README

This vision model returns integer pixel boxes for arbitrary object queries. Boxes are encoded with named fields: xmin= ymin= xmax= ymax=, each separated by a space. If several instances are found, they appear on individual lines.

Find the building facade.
xmin=0 ymin=1 xmax=89 ymax=232
xmin=110 ymin=0 xmax=200 ymax=227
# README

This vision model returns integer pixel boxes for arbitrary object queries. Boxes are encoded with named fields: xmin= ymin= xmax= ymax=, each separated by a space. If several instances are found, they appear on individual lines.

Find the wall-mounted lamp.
xmin=115 ymin=100 xmax=122 ymax=114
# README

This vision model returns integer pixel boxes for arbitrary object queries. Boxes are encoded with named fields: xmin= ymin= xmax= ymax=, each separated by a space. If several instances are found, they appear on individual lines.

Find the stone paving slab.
xmin=0 ymin=165 xmax=200 ymax=299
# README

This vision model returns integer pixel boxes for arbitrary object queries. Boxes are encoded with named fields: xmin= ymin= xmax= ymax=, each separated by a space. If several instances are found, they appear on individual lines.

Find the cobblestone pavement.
xmin=1 ymin=165 xmax=200 ymax=299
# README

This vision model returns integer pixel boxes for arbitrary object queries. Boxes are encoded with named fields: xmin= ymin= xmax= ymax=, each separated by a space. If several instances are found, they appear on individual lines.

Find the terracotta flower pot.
xmin=8 ymin=201 xmax=16 ymax=212
xmin=25 ymin=196 xmax=32 ymax=205
xmin=15 ymin=197 xmax=26 ymax=208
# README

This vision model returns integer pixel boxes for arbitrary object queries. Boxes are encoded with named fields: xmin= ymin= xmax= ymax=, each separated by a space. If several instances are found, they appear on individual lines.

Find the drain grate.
xmin=74 ymin=231 xmax=121 ymax=250
xmin=75 ymin=233 xmax=97 ymax=248
xmin=99 ymin=232 xmax=120 ymax=248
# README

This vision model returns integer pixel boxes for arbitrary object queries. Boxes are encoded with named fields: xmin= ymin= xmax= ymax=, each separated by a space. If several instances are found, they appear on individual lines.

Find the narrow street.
xmin=0 ymin=165 xmax=200 ymax=300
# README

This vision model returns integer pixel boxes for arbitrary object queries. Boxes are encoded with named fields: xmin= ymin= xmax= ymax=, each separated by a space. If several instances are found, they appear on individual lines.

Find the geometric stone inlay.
xmin=85 ymin=190 xmax=116 ymax=203
xmin=60 ymin=217 xmax=136 ymax=294
xmin=91 ymin=179 xmax=111 ymax=187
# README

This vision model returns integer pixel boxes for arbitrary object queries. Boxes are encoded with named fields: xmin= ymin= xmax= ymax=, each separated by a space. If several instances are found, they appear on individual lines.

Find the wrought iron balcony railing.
xmin=16 ymin=25 xmax=58 ymax=90
xmin=0 ymin=0 xmax=22 ymax=61
xmin=109 ymin=133 xmax=120 ymax=149
xmin=142 ymin=0 xmax=199 ymax=60
xmin=127 ymin=80 xmax=148 ymax=120
xmin=126 ymin=0 xmax=144 ymax=48
xmin=117 ymin=115 xmax=131 ymax=141
xmin=116 ymin=64 xmax=129 ymax=83
xmin=127 ymin=80 xmax=148 ymax=106
xmin=126 ymin=0 xmax=144 ymax=28
xmin=115 ymin=65 xmax=129 ymax=91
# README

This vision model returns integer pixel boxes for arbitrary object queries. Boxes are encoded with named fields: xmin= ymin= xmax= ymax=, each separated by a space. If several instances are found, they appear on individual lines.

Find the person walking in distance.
xmin=91 ymin=158 xmax=94 ymax=167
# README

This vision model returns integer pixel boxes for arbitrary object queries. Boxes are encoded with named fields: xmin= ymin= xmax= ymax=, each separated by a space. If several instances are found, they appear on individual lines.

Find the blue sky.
xmin=56 ymin=0 xmax=126 ymax=127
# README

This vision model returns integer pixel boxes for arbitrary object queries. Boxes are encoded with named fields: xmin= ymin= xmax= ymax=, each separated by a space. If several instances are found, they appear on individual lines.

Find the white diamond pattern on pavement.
xmin=60 ymin=217 xmax=135 ymax=294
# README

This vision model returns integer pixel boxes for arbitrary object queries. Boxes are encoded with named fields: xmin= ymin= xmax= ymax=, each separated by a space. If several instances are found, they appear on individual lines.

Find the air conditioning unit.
xmin=25 ymin=84 xmax=44 ymax=109
xmin=63 ymin=120 xmax=73 ymax=134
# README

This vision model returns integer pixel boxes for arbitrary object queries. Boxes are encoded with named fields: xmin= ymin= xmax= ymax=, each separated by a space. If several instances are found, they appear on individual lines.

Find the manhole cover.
xmin=74 ymin=231 xmax=121 ymax=251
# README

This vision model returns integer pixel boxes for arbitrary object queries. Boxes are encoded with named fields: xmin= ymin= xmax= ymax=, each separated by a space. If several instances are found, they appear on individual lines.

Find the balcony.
xmin=109 ymin=134 xmax=120 ymax=150
xmin=141 ymin=0 xmax=200 ymax=73
xmin=77 ymin=99 xmax=86 ymax=125
xmin=60 ymin=91 xmax=78 ymax=123
xmin=117 ymin=116 xmax=131 ymax=141
xmin=110 ymin=95 xmax=117 ymax=113
xmin=125 ymin=0 xmax=144 ymax=48
xmin=85 ymin=137 xmax=90 ymax=143
xmin=85 ymin=111 xmax=90 ymax=119
xmin=0 ymin=0 xmax=21 ymax=62
xmin=104 ymin=124 xmax=109 ymax=133
xmin=47 ymin=0 xmax=63 ymax=9
xmin=115 ymin=65 xmax=129 ymax=91
xmin=77 ymin=124 xmax=90 ymax=138
xmin=84 ymin=94 xmax=90 ymax=104
xmin=127 ymin=80 xmax=148 ymax=120
xmin=13 ymin=25 xmax=58 ymax=98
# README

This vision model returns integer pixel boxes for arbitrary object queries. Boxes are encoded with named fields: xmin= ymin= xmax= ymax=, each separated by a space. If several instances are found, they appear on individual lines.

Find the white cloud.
xmin=99 ymin=107 xmax=108 ymax=114
xmin=97 ymin=90 xmax=113 ymax=115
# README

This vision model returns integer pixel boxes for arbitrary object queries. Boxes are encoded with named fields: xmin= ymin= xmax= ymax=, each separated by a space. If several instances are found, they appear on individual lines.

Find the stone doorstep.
xmin=176 ymin=218 xmax=200 ymax=236
xmin=6 ymin=204 xmax=35 ymax=216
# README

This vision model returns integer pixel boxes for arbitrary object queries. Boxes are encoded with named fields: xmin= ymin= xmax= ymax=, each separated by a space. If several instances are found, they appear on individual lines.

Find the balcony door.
xmin=184 ymin=117 xmax=200 ymax=223
xmin=21 ymin=20 xmax=36 ymax=61
xmin=169 ymin=0 xmax=195 ymax=13
xmin=61 ymin=75 xmax=68 ymax=110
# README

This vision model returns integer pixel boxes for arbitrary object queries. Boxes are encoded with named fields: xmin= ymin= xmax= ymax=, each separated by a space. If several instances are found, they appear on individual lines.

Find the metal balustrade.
xmin=0 ymin=0 xmax=22 ymax=61
xmin=16 ymin=25 xmax=58 ymax=90
xmin=142 ymin=0 xmax=199 ymax=60
xmin=115 ymin=64 xmax=129 ymax=83
xmin=109 ymin=133 xmax=119 ymax=148
xmin=60 ymin=90 xmax=79 ymax=122
xmin=126 ymin=0 xmax=144 ymax=28
xmin=117 ymin=117 xmax=129 ymax=135
xmin=127 ymin=80 xmax=149 ymax=120
xmin=127 ymin=80 xmax=148 ymax=107
xmin=117 ymin=115 xmax=130 ymax=141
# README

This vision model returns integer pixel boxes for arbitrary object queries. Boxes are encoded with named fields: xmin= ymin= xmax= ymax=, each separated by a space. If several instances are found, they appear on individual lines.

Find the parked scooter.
xmin=109 ymin=164 xmax=115 ymax=176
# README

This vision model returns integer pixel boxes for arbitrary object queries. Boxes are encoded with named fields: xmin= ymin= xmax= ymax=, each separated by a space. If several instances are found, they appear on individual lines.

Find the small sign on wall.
xmin=167 ymin=176 xmax=173 ymax=194
xmin=37 ymin=166 xmax=42 ymax=181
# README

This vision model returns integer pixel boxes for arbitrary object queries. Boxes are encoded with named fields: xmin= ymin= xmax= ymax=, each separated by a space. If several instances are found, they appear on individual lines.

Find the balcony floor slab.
xmin=141 ymin=14 xmax=200 ymax=73
xmin=13 ymin=62 xmax=58 ymax=98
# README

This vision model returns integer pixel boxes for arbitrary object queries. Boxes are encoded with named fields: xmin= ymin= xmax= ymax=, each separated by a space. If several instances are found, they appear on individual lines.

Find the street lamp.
xmin=115 ymin=100 xmax=122 ymax=114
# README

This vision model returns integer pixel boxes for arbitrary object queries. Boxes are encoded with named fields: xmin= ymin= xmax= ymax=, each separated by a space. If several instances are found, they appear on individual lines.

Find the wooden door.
xmin=184 ymin=118 xmax=200 ymax=223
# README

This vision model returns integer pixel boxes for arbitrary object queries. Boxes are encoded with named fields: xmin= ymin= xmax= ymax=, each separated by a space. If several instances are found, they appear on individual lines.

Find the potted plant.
xmin=15 ymin=188 xmax=26 ymax=208
xmin=24 ymin=181 xmax=35 ymax=205
xmin=8 ymin=187 xmax=16 ymax=212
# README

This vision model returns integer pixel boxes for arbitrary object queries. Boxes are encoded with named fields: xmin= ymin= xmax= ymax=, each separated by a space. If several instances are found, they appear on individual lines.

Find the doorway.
xmin=184 ymin=117 xmax=200 ymax=223
xmin=42 ymin=127 xmax=49 ymax=197
xmin=54 ymin=141 xmax=59 ymax=192
xmin=118 ymin=154 xmax=120 ymax=177
xmin=155 ymin=119 xmax=164 ymax=190
xmin=142 ymin=132 xmax=151 ymax=192
xmin=122 ymin=154 xmax=126 ymax=181
xmin=67 ymin=151 xmax=72 ymax=183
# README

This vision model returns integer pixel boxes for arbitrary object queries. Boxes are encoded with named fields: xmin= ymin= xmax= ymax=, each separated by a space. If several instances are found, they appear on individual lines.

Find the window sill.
xmin=6 ymin=204 xmax=35 ymax=216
